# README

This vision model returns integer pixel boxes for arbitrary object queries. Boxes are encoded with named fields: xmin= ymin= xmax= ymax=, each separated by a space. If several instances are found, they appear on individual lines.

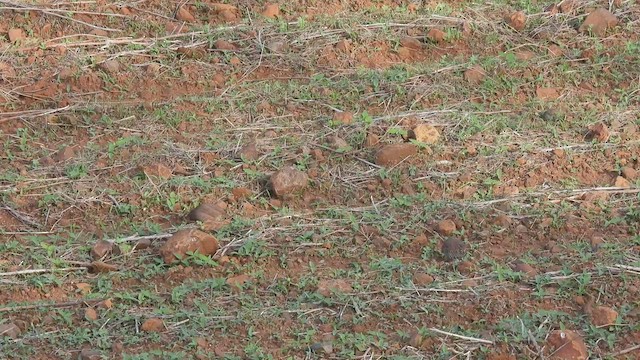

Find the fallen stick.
xmin=0 ymin=298 xmax=106 ymax=313
xmin=0 ymin=267 xmax=86 ymax=277
xmin=428 ymin=327 xmax=494 ymax=345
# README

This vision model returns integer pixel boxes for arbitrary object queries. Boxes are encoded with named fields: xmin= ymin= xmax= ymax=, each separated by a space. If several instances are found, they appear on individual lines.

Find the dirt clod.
xmin=239 ymin=142 xmax=260 ymax=161
xmin=409 ymin=124 xmax=440 ymax=144
xmin=536 ymin=87 xmax=560 ymax=101
xmin=141 ymin=318 xmax=164 ymax=332
xmin=441 ymin=238 xmax=467 ymax=261
xmin=85 ymin=307 xmax=98 ymax=321
xmin=188 ymin=202 xmax=229 ymax=230
xmin=159 ymin=229 xmax=220 ymax=264
xmin=176 ymin=6 xmax=196 ymax=22
xmin=99 ymin=60 xmax=120 ymax=74
xmin=513 ymin=262 xmax=537 ymax=277
xmin=0 ymin=323 xmax=21 ymax=338
xmin=332 ymin=111 xmax=354 ymax=125
xmin=91 ymin=240 xmax=120 ymax=260
xmin=269 ymin=167 xmax=309 ymax=198
xmin=142 ymin=163 xmax=173 ymax=179
xmin=579 ymin=8 xmax=618 ymax=37
xmin=587 ymin=123 xmax=610 ymax=142
xmin=546 ymin=330 xmax=588 ymax=360
xmin=262 ymin=3 xmax=280 ymax=18
xmin=375 ymin=143 xmax=417 ymax=166
xmin=317 ymin=279 xmax=352 ymax=296
xmin=8 ymin=28 xmax=25 ymax=42
xmin=413 ymin=272 xmax=435 ymax=286
xmin=505 ymin=11 xmax=526 ymax=31
xmin=590 ymin=306 xmax=618 ymax=326
xmin=621 ymin=167 xmax=637 ymax=180
xmin=436 ymin=219 xmax=457 ymax=236
xmin=464 ymin=65 xmax=486 ymax=84
xmin=79 ymin=348 xmax=101 ymax=360
xmin=426 ymin=28 xmax=446 ymax=43
xmin=614 ymin=176 xmax=630 ymax=188
xmin=227 ymin=274 xmax=251 ymax=289
xmin=400 ymin=36 xmax=422 ymax=50
xmin=214 ymin=39 xmax=237 ymax=51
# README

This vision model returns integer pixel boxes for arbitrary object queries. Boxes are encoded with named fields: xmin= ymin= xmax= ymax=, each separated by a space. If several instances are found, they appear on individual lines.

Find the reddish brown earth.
xmin=1 ymin=0 xmax=639 ymax=359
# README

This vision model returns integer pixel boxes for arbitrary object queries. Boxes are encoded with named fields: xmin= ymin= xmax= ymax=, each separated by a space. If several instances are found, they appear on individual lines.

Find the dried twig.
xmin=427 ymin=327 xmax=494 ymax=344
xmin=0 ymin=267 xmax=86 ymax=277
xmin=0 ymin=1 xmax=121 ymax=32
xmin=0 ymin=298 xmax=106 ymax=313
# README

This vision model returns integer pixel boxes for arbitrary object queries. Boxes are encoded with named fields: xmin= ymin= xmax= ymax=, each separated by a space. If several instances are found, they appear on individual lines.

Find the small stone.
xmin=91 ymin=240 xmax=121 ymax=260
xmin=141 ymin=318 xmax=164 ymax=332
xmin=309 ymin=342 xmax=333 ymax=354
xmin=176 ymin=6 xmax=196 ymax=22
xmin=513 ymin=262 xmax=537 ymax=277
xmin=464 ymin=65 xmax=486 ymax=84
xmin=587 ymin=123 xmax=610 ymax=142
xmin=579 ymin=8 xmax=618 ymax=37
xmin=505 ymin=11 xmax=526 ymax=31
xmin=621 ymin=167 xmax=637 ymax=180
xmin=238 ymin=142 xmax=260 ymax=161
xmin=441 ymin=238 xmax=467 ymax=261
xmin=426 ymin=28 xmax=446 ymax=43
xmin=457 ymin=261 xmax=474 ymax=274
xmin=590 ymin=306 xmax=618 ymax=326
xmin=142 ymin=163 xmax=173 ymax=179
xmin=332 ymin=111 xmax=353 ymax=125
xmin=614 ymin=176 xmax=630 ymax=188
xmin=269 ymin=167 xmax=309 ymax=198
xmin=214 ymin=39 xmax=237 ymax=51
xmin=79 ymin=348 xmax=101 ymax=360
xmin=409 ymin=124 xmax=440 ymax=144
xmin=436 ymin=219 xmax=457 ymax=236
xmin=99 ymin=60 xmax=120 ymax=74
xmin=159 ymin=229 xmax=220 ymax=264
xmin=546 ymin=330 xmax=588 ymax=360
xmin=413 ymin=272 xmax=435 ymax=286
xmin=262 ymin=3 xmax=280 ymax=18
xmin=375 ymin=144 xmax=418 ymax=166
xmin=0 ymin=323 xmax=21 ymax=338
xmin=317 ymin=279 xmax=352 ymax=297
xmin=328 ymin=135 xmax=350 ymax=151
xmin=8 ymin=28 xmax=25 ymax=42
xmin=400 ymin=36 xmax=422 ymax=50
xmin=536 ymin=87 xmax=560 ymax=101
xmin=76 ymin=283 xmax=92 ymax=295
xmin=85 ymin=307 xmax=98 ymax=321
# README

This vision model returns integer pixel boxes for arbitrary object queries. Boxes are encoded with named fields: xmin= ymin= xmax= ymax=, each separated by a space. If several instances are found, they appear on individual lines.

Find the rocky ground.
xmin=0 ymin=0 xmax=639 ymax=359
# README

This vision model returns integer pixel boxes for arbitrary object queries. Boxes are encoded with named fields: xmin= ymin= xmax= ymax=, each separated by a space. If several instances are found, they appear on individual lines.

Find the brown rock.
xmin=188 ymin=202 xmax=229 ymax=230
xmin=442 ymin=238 xmax=467 ymax=261
xmin=332 ymin=111 xmax=353 ymax=125
xmin=134 ymin=239 xmax=151 ymax=250
xmin=269 ymin=167 xmax=309 ymax=198
xmin=85 ymin=307 xmax=98 ymax=321
xmin=436 ymin=219 xmax=457 ymax=236
xmin=328 ymin=135 xmax=349 ymax=150
xmin=239 ymin=142 xmax=260 ymax=161
xmin=409 ymin=124 xmax=440 ymax=144
xmin=88 ymin=261 xmax=118 ymax=273
xmin=546 ymin=330 xmax=588 ymax=360
xmin=141 ymin=318 xmax=164 ymax=332
xmin=375 ymin=143 xmax=417 ymax=166
xmin=536 ymin=87 xmax=560 ymax=101
xmin=262 ymin=3 xmax=280 ymax=18
xmin=99 ymin=60 xmax=120 ymax=74
xmin=457 ymin=260 xmax=474 ymax=274
xmin=142 ymin=163 xmax=173 ymax=179
xmin=590 ymin=306 xmax=618 ymax=326
xmin=176 ymin=6 xmax=196 ymax=22
xmin=8 ymin=28 xmax=25 ymax=42
xmin=505 ymin=11 xmax=527 ymax=31
xmin=214 ymin=39 xmax=237 ymax=51
xmin=91 ymin=240 xmax=121 ymax=260
xmin=494 ymin=214 xmax=512 ymax=227
xmin=513 ymin=262 xmax=537 ymax=277
xmin=579 ymin=8 xmax=618 ymax=37
xmin=97 ymin=299 xmax=113 ymax=309
xmin=232 ymin=187 xmax=252 ymax=199
xmin=587 ymin=123 xmax=610 ymax=142
xmin=159 ymin=229 xmax=220 ymax=264
xmin=621 ymin=167 xmax=637 ymax=180
xmin=0 ymin=323 xmax=21 ymax=338
xmin=335 ymin=39 xmax=351 ymax=53
xmin=317 ymin=279 xmax=352 ymax=296
xmin=464 ymin=65 xmax=486 ymax=84
xmin=614 ymin=176 xmax=630 ymax=188
xmin=426 ymin=28 xmax=446 ymax=43
xmin=79 ymin=348 xmax=101 ymax=360
xmin=413 ymin=272 xmax=435 ymax=286
xmin=400 ymin=36 xmax=422 ymax=50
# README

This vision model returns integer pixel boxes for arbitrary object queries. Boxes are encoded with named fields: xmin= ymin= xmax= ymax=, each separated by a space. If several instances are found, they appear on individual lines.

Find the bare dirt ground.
xmin=0 ymin=0 xmax=639 ymax=359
